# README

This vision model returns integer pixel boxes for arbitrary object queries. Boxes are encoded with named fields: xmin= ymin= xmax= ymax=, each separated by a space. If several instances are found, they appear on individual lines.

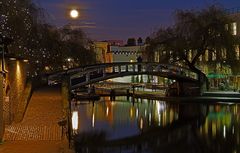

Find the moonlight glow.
xmin=70 ymin=9 xmax=79 ymax=18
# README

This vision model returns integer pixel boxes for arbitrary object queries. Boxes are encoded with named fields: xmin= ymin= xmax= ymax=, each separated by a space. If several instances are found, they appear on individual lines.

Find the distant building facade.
xmin=94 ymin=39 xmax=146 ymax=63
xmin=110 ymin=45 xmax=145 ymax=62
xmin=93 ymin=41 xmax=112 ymax=63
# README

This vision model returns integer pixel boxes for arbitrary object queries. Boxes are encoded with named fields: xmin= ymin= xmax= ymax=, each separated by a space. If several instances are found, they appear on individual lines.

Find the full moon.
xmin=70 ymin=9 xmax=79 ymax=18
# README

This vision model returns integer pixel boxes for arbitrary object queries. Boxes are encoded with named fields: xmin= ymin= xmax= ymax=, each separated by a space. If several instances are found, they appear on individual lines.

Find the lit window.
xmin=225 ymin=24 xmax=228 ymax=31
xmin=222 ymin=49 xmax=227 ymax=59
xmin=232 ymin=22 xmax=237 ymax=35
xmin=154 ymin=52 xmax=159 ymax=62
xmin=199 ymin=55 xmax=202 ymax=61
xmin=163 ymin=51 xmax=166 ymax=55
xmin=212 ymin=51 xmax=216 ymax=61
xmin=205 ymin=50 xmax=208 ymax=61
xmin=236 ymin=45 xmax=239 ymax=60
xmin=188 ymin=50 xmax=192 ymax=61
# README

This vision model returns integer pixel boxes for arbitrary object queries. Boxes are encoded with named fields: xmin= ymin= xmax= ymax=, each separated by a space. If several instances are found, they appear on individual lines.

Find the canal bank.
xmin=91 ymin=81 xmax=240 ymax=103
xmin=94 ymin=88 xmax=240 ymax=103
xmin=70 ymin=88 xmax=240 ymax=153
xmin=1 ymin=86 xmax=73 ymax=153
xmin=131 ymin=91 xmax=240 ymax=103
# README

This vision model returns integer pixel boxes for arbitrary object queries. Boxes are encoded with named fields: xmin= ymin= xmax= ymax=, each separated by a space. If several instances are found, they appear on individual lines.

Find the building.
xmin=153 ymin=8 xmax=240 ymax=90
xmin=200 ymin=8 xmax=240 ymax=89
xmin=225 ymin=8 xmax=240 ymax=90
xmin=93 ymin=41 xmax=112 ymax=63
xmin=93 ymin=39 xmax=146 ymax=63
xmin=110 ymin=45 xmax=145 ymax=63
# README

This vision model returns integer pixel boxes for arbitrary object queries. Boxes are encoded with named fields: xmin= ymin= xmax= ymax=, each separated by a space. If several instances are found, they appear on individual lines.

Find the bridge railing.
xmin=70 ymin=63 xmax=197 ymax=76
xmin=48 ymin=62 xmax=198 ymax=79
xmin=69 ymin=63 xmax=199 ymax=89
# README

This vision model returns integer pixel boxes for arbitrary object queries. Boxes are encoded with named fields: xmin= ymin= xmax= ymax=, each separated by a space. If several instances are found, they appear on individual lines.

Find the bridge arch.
xmin=67 ymin=62 xmax=199 ymax=90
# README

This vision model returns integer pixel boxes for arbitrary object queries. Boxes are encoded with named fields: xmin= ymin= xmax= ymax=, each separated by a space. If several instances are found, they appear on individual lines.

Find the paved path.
xmin=0 ymin=141 xmax=68 ymax=153
xmin=4 ymin=87 xmax=63 ymax=141
xmin=0 ymin=86 xmax=73 ymax=153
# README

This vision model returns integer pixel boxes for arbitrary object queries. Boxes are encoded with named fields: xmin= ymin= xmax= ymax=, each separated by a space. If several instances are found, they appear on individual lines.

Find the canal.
xmin=71 ymin=96 xmax=240 ymax=153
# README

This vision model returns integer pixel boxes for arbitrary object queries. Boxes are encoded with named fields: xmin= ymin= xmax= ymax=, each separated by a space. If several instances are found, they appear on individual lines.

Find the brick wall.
xmin=3 ymin=60 xmax=28 ymax=124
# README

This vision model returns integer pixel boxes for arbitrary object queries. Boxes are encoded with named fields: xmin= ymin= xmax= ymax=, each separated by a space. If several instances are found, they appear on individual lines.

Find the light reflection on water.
xmin=71 ymin=73 xmax=240 ymax=152
xmin=72 ymin=111 xmax=78 ymax=132
xmin=72 ymin=97 xmax=240 ymax=152
xmin=72 ymin=96 xmax=179 ymax=140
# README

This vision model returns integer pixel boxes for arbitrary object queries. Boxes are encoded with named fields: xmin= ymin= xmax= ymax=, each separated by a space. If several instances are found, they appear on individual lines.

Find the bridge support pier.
xmin=110 ymin=89 xmax=115 ymax=101
xmin=118 ymin=65 xmax=121 ymax=73
xmin=125 ymin=65 xmax=128 ymax=72
xmin=126 ymin=89 xmax=130 ymax=100
xmin=102 ymin=68 xmax=106 ymax=77
xmin=112 ymin=66 xmax=115 ymax=73
xmin=177 ymin=82 xmax=184 ymax=96
xmin=178 ymin=82 xmax=200 ymax=96
xmin=86 ymin=73 xmax=90 ymax=82
xmin=167 ymin=81 xmax=200 ymax=96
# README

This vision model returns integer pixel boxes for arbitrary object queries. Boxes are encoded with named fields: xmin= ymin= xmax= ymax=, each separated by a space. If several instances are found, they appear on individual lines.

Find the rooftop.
xmin=226 ymin=7 xmax=240 ymax=15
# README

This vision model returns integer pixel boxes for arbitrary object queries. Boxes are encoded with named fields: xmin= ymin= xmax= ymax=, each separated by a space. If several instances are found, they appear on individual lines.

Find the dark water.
xmin=71 ymin=96 xmax=240 ymax=153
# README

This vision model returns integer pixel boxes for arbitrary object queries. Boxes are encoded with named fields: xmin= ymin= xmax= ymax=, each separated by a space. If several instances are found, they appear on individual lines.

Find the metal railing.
xmin=68 ymin=62 xmax=198 ymax=89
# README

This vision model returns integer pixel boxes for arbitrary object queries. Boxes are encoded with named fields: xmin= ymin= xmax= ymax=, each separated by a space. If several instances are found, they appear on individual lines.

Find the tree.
xmin=146 ymin=27 xmax=177 ymax=63
xmin=145 ymin=37 xmax=151 ymax=44
xmin=60 ymin=26 xmax=96 ymax=66
xmin=0 ymin=1 xmax=96 ymax=75
xmin=0 ymin=0 xmax=42 ymax=55
xmin=148 ymin=5 xmax=236 ymax=82
xmin=0 ymin=0 xmax=52 ymax=75
xmin=137 ymin=37 xmax=143 ymax=45
xmin=127 ymin=38 xmax=136 ymax=46
xmin=36 ymin=24 xmax=64 ymax=72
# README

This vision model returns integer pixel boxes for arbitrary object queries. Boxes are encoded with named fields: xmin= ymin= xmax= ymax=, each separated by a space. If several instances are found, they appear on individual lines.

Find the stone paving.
xmin=0 ymin=141 xmax=68 ymax=153
xmin=0 ymin=86 xmax=73 ymax=153
xmin=4 ymin=125 xmax=61 ymax=141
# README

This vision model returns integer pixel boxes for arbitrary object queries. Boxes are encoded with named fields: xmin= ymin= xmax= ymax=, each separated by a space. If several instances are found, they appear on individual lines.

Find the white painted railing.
xmin=68 ymin=62 xmax=198 ymax=90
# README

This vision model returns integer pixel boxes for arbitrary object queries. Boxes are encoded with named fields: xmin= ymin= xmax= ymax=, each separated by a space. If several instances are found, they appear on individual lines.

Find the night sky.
xmin=36 ymin=0 xmax=240 ymax=41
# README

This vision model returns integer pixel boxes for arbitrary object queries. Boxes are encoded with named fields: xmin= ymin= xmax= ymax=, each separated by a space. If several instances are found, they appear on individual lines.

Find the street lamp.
xmin=0 ymin=35 xmax=13 ymax=73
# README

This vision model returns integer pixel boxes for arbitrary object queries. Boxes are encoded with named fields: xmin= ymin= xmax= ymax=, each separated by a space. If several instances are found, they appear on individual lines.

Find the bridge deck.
xmin=46 ymin=62 xmax=199 ymax=90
